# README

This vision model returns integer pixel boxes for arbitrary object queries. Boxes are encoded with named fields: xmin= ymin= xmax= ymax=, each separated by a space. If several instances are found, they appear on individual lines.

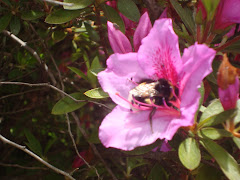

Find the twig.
xmin=2 ymin=30 xmax=57 ymax=85
xmin=42 ymin=0 xmax=73 ymax=6
xmin=0 ymin=81 xmax=111 ymax=110
xmin=71 ymin=112 xmax=118 ymax=180
xmin=65 ymin=114 xmax=101 ymax=179
xmin=215 ymin=35 xmax=240 ymax=52
xmin=28 ymin=23 xmax=64 ymax=90
xmin=0 ymin=162 xmax=48 ymax=170
xmin=0 ymin=135 xmax=75 ymax=180
xmin=0 ymin=88 xmax=44 ymax=100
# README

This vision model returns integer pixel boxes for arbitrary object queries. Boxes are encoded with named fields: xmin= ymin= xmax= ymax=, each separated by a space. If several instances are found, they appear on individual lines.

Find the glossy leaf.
xmin=24 ymin=129 xmax=43 ymax=157
xmin=178 ymin=138 xmax=201 ymax=170
xmin=196 ymin=164 xmax=222 ymax=180
xmin=201 ymin=138 xmax=240 ymax=180
xmin=148 ymin=163 xmax=167 ymax=180
xmin=45 ymin=9 xmax=82 ymax=24
xmin=90 ymin=68 xmax=105 ymax=76
xmin=52 ymin=31 xmax=67 ymax=42
xmin=170 ymin=0 xmax=195 ymax=34
xmin=52 ymin=92 xmax=88 ymax=115
xmin=0 ymin=14 xmax=12 ymax=32
xmin=10 ymin=16 xmax=21 ymax=35
xmin=233 ymin=137 xmax=240 ymax=149
xmin=84 ymin=22 xmax=100 ymax=42
xmin=21 ymin=10 xmax=45 ymax=21
xmin=199 ymin=99 xmax=223 ymax=122
xmin=101 ymin=4 xmax=125 ymax=33
xmin=117 ymin=0 xmax=140 ymax=22
xmin=198 ymin=127 xmax=232 ymax=140
xmin=198 ymin=109 xmax=237 ymax=129
xmin=84 ymin=88 xmax=109 ymax=99
xmin=67 ymin=66 xmax=88 ymax=81
xmin=63 ymin=0 xmax=94 ymax=10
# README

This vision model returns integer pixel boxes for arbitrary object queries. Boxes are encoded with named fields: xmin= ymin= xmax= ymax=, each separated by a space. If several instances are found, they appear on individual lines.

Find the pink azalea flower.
xmin=108 ymin=12 xmax=152 ymax=53
xmin=98 ymin=18 xmax=216 ymax=151
xmin=217 ymin=54 xmax=239 ymax=110
xmin=198 ymin=0 xmax=240 ymax=30
xmin=214 ymin=0 xmax=240 ymax=29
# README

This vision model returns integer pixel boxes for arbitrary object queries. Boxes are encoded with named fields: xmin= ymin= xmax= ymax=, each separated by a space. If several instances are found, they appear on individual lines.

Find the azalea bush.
xmin=0 ymin=0 xmax=240 ymax=179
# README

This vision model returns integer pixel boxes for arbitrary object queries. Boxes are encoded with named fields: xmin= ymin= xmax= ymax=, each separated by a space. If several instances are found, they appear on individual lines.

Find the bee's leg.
xmin=149 ymin=107 xmax=156 ymax=133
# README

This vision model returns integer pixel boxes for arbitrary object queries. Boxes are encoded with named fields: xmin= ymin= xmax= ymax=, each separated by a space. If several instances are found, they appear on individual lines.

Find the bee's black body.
xmin=129 ymin=78 xmax=178 ymax=107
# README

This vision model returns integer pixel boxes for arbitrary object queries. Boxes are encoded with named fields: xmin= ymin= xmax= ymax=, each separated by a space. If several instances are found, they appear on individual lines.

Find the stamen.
xmin=115 ymin=93 xmax=152 ymax=111
xmin=171 ymin=90 xmax=181 ymax=109
xmin=128 ymin=78 xmax=139 ymax=86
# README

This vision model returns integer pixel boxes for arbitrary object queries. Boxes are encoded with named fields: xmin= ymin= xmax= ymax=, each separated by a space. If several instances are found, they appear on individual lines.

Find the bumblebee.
xmin=128 ymin=78 xmax=179 ymax=108
xmin=128 ymin=78 xmax=179 ymax=133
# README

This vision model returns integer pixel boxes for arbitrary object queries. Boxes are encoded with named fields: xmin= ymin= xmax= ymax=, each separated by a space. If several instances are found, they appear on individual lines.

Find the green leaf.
xmin=202 ymin=0 xmax=220 ymax=21
xmin=233 ymin=137 xmax=240 ymax=149
xmin=199 ymin=99 xmax=223 ymax=122
xmin=90 ymin=68 xmax=104 ymax=76
xmin=178 ymin=138 xmax=201 ymax=170
xmin=117 ymin=0 xmax=140 ymax=22
xmin=52 ymin=31 xmax=67 ymax=42
xmin=52 ymin=92 xmax=88 ymax=115
xmin=201 ymin=138 xmax=240 ymax=180
xmin=101 ymin=4 xmax=125 ymax=33
xmin=67 ymin=66 xmax=88 ymax=80
xmin=196 ymin=164 xmax=222 ymax=180
xmin=148 ymin=163 xmax=167 ymax=180
xmin=198 ymin=127 xmax=232 ymax=140
xmin=198 ymin=109 xmax=237 ymax=129
xmin=44 ymin=137 xmax=57 ymax=155
xmin=170 ymin=0 xmax=195 ymax=34
xmin=21 ymin=10 xmax=45 ymax=21
xmin=123 ymin=140 xmax=161 ymax=155
xmin=234 ymin=100 xmax=240 ymax=125
xmin=63 ymin=0 xmax=94 ymax=10
xmin=84 ymin=88 xmax=109 ymax=99
xmin=0 ymin=13 xmax=12 ymax=32
xmin=45 ymin=9 xmax=82 ymax=24
xmin=10 ymin=16 xmax=21 ymax=35
xmin=84 ymin=22 xmax=100 ymax=42
xmin=24 ymin=129 xmax=43 ymax=157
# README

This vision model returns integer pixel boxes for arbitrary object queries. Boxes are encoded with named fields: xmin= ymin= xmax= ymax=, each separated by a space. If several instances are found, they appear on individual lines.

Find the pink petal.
xmin=99 ymin=106 xmax=180 ymax=151
xmin=160 ymin=8 xmax=168 ymax=18
xmin=160 ymin=141 xmax=172 ymax=152
xmin=138 ymin=18 xmax=182 ymax=85
xmin=219 ymin=77 xmax=239 ymax=110
xmin=215 ymin=0 xmax=240 ymax=29
xmin=180 ymin=43 xmax=216 ymax=110
xmin=107 ymin=21 xmax=132 ymax=54
xmin=133 ymin=12 xmax=152 ymax=51
xmin=98 ymin=53 xmax=147 ymax=109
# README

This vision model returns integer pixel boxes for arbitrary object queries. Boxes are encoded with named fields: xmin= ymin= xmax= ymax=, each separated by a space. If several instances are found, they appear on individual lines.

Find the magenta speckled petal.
xmin=180 ymin=43 xmax=216 ymax=109
xmin=138 ymin=19 xmax=181 ymax=85
xmin=107 ymin=21 xmax=132 ymax=54
xmin=98 ymin=53 xmax=147 ymax=109
xmin=133 ymin=12 xmax=152 ymax=52
xmin=99 ymin=106 xmax=180 ymax=151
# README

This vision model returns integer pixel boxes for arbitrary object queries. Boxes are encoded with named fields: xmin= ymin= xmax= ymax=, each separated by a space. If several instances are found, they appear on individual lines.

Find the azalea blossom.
xmin=108 ymin=12 xmax=152 ymax=53
xmin=198 ymin=0 xmax=240 ymax=30
xmin=217 ymin=54 xmax=239 ymax=110
xmin=98 ymin=18 xmax=216 ymax=151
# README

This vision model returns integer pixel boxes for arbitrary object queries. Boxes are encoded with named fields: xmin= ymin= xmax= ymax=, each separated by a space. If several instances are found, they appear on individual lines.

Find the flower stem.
xmin=197 ymin=24 xmax=202 ymax=43
xmin=201 ymin=21 xmax=212 ymax=43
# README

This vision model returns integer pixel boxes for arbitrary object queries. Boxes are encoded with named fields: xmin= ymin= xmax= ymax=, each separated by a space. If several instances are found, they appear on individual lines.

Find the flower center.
xmin=128 ymin=78 xmax=180 ymax=111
